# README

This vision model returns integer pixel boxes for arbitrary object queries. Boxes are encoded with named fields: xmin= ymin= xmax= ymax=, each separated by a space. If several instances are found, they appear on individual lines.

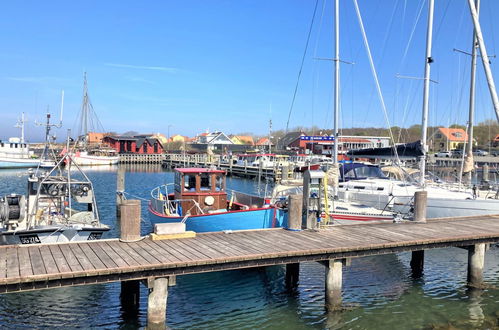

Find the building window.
xmin=143 ymin=143 xmax=147 ymax=153
xmin=435 ymin=134 xmax=442 ymax=139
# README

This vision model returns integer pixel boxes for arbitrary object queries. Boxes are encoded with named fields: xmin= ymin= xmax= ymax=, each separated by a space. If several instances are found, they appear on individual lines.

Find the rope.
xmin=352 ymin=0 xmax=400 ymax=164
xmin=121 ymin=191 xmax=149 ymax=201
xmin=285 ymin=0 xmax=320 ymax=132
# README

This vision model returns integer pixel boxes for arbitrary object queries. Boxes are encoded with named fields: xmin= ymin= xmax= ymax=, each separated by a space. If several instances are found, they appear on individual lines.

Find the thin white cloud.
xmin=105 ymin=63 xmax=179 ymax=73
xmin=5 ymin=76 xmax=67 ymax=83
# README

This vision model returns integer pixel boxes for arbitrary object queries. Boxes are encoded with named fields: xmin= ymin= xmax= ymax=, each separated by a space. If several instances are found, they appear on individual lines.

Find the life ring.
xmin=204 ymin=196 xmax=215 ymax=206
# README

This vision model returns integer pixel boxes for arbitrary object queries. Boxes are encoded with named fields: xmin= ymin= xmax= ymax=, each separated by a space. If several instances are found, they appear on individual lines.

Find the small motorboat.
xmin=148 ymin=168 xmax=287 ymax=232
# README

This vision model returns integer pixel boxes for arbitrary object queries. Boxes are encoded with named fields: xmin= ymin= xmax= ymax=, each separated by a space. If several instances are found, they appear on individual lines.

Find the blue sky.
xmin=1 ymin=0 xmax=499 ymax=142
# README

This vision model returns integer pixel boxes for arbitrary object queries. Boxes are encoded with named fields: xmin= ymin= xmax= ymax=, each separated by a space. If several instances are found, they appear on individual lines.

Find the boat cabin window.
xmin=200 ymin=173 xmax=211 ymax=191
xmin=183 ymin=174 xmax=196 ymax=192
xmin=215 ymin=175 xmax=224 ymax=191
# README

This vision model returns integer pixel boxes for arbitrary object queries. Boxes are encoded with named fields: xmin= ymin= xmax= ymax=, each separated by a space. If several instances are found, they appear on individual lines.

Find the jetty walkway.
xmin=1 ymin=214 xmax=498 ymax=326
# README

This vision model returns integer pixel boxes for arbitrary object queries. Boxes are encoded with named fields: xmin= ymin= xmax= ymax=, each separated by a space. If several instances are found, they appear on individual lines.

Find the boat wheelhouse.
xmin=149 ymin=168 xmax=287 ymax=232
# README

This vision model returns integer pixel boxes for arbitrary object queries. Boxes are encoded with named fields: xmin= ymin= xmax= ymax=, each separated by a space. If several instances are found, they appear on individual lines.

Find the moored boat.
xmin=148 ymin=168 xmax=287 ymax=232
xmin=0 ymin=151 xmax=110 ymax=245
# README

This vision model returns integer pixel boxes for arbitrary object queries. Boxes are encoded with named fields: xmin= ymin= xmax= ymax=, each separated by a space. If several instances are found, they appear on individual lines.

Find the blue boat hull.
xmin=0 ymin=160 xmax=40 ymax=169
xmin=148 ymin=205 xmax=288 ymax=233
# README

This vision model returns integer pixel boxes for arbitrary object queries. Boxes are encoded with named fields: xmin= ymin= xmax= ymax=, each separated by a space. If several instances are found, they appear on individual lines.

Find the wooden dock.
xmin=1 ymin=215 xmax=498 ymax=293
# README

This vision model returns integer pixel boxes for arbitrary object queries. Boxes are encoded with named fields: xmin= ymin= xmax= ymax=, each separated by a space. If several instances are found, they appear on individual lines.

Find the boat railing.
xmin=150 ymin=191 xmax=204 ymax=216
xmin=151 ymin=183 xmax=175 ymax=199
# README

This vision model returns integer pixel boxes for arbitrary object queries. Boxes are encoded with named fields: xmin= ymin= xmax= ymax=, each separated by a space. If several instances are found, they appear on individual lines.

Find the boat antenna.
xmin=14 ymin=112 xmax=26 ymax=144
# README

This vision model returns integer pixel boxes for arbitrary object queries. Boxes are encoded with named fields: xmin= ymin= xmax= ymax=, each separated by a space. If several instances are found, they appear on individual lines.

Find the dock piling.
xmin=285 ymin=263 xmax=300 ymax=289
xmin=116 ymin=167 xmax=125 ymax=217
xmin=325 ymin=259 xmax=343 ymax=310
xmin=410 ymin=250 xmax=425 ymax=278
xmin=147 ymin=277 xmax=169 ymax=327
xmin=467 ymin=243 xmax=485 ymax=287
xmin=120 ymin=200 xmax=141 ymax=241
xmin=287 ymin=194 xmax=303 ymax=230
xmin=413 ymin=191 xmax=427 ymax=222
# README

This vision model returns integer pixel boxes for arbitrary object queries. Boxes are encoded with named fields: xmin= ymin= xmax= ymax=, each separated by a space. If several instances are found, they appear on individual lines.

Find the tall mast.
xmin=465 ymin=0 xmax=480 ymax=183
xmin=333 ymin=0 xmax=340 ymax=165
xmin=81 ymin=72 xmax=89 ymax=148
xmin=467 ymin=0 xmax=499 ymax=123
xmin=419 ymin=0 xmax=435 ymax=187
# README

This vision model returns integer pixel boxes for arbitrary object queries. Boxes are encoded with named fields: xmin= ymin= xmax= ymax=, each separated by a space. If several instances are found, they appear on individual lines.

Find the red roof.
xmin=175 ymin=168 xmax=225 ymax=174
xmin=437 ymin=128 xmax=468 ymax=142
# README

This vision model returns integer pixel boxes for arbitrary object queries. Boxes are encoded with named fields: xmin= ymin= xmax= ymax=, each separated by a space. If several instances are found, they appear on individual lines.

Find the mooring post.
xmin=413 ymin=190 xmax=427 ymax=222
xmin=120 ymin=280 xmax=140 ymax=317
xmin=116 ymin=167 xmax=125 ymax=217
xmin=147 ymin=277 xmax=169 ymax=328
xmin=482 ymin=164 xmax=489 ymax=182
xmin=287 ymin=194 xmax=303 ymax=231
xmin=410 ymin=250 xmax=425 ymax=278
xmin=285 ymin=263 xmax=300 ymax=289
xmin=229 ymin=155 xmax=233 ymax=175
xmin=120 ymin=200 xmax=141 ymax=241
xmin=468 ymin=243 xmax=486 ymax=287
xmin=325 ymin=259 xmax=343 ymax=310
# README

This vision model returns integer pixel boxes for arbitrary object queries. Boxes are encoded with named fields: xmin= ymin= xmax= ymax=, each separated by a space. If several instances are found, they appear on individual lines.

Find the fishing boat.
xmin=148 ymin=168 xmax=287 ymax=232
xmin=0 ymin=150 xmax=110 ymax=245
xmin=0 ymin=113 xmax=40 ymax=169
xmin=69 ymin=73 xmax=119 ymax=166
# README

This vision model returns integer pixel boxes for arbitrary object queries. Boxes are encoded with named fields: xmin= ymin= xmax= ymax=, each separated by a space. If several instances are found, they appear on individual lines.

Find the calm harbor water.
xmin=0 ymin=165 xmax=498 ymax=329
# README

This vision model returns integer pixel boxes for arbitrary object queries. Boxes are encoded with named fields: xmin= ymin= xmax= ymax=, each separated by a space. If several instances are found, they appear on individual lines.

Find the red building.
xmin=103 ymin=135 xmax=164 ymax=154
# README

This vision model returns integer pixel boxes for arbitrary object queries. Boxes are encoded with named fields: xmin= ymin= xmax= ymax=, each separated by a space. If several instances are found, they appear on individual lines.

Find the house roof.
xmin=493 ymin=134 xmax=499 ymax=142
xmin=278 ymin=132 xmax=305 ymax=147
xmin=255 ymin=137 xmax=272 ymax=145
xmin=232 ymin=135 xmax=254 ymax=145
xmin=437 ymin=128 xmax=468 ymax=142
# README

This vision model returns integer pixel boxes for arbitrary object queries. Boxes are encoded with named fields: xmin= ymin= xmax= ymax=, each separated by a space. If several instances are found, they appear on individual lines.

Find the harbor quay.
xmin=0 ymin=190 xmax=498 ymax=328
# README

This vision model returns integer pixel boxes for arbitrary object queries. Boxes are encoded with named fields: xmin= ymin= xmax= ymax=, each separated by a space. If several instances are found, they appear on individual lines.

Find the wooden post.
xmin=229 ymin=156 xmax=233 ymax=175
xmin=282 ymin=164 xmax=289 ymax=181
xmin=482 ymin=164 xmax=489 ymax=182
xmin=116 ymin=167 xmax=125 ymax=217
xmin=410 ymin=250 xmax=425 ymax=278
xmin=285 ymin=263 xmax=300 ymax=289
xmin=147 ymin=277 xmax=169 ymax=327
xmin=120 ymin=280 xmax=140 ymax=317
xmin=325 ymin=259 xmax=343 ymax=310
xmin=120 ymin=200 xmax=141 ymax=241
xmin=244 ymin=160 xmax=248 ymax=174
xmin=287 ymin=194 xmax=303 ymax=230
xmin=468 ymin=243 xmax=485 ymax=287
xmin=413 ymin=191 xmax=427 ymax=222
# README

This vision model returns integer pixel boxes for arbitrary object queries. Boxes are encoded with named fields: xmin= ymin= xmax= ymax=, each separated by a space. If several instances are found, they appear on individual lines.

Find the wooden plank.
xmin=113 ymin=241 xmax=153 ymax=268
xmin=164 ymin=238 xmax=215 ymax=261
xmin=182 ymin=235 xmax=237 ymax=259
xmin=39 ymin=245 xmax=60 ymax=275
xmin=142 ymin=239 xmax=187 ymax=264
xmin=6 ymin=247 xmax=19 ymax=279
xmin=156 ymin=239 xmax=205 ymax=262
xmin=17 ymin=246 xmax=33 ymax=279
xmin=68 ymin=243 xmax=95 ymax=273
xmin=48 ymin=245 xmax=72 ymax=274
xmin=75 ymin=242 xmax=107 ymax=271
xmin=28 ymin=246 xmax=47 ymax=276
xmin=200 ymin=233 xmax=260 ymax=257
xmin=87 ymin=242 xmax=119 ymax=270
xmin=0 ymin=246 xmax=7 ymax=279
xmin=95 ymin=242 xmax=128 ymax=268
xmin=141 ymin=239 xmax=180 ymax=264
xmin=59 ymin=244 xmax=84 ymax=272
xmin=127 ymin=241 xmax=163 ymax=266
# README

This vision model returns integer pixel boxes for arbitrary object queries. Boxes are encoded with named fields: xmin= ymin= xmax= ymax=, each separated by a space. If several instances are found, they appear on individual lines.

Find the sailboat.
xmin=70 ymin=73 xmax=119 ymax=166
xmin=337 ymin=0 xmax=499 ymax=218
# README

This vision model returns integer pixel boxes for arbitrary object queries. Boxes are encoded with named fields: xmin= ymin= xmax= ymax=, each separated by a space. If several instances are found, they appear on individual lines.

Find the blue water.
xmin=0 ymin=165 xmax=498 ymax=329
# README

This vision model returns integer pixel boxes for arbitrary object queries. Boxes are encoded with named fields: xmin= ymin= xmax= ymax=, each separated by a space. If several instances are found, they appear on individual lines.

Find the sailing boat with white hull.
xmin=338 ymin=0 xmax=499 ymax=218
xmin=70 ymin=73 xmax=119 ymax=166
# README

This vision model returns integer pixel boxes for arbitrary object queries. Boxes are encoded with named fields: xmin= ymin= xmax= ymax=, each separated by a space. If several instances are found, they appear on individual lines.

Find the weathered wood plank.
xmin=39 ymin=245 xmax=60 ymax=275
xmin=87 ymin=242 xmax=119 ymax=270
xmin=17 ymin=247 xmax=33 ymax=279
xmin=96 ymin=242 xmax=128 ymax=268
xmin=59 ymin=244 xmax=84 ymax=273
xmin=104 ymin=241 xmax=142 ymax=268
xmin=6 ymin=247 xmax=20 ymax=280
xmin=28 ymin=247 xmax=47 ymax=276
xmin=48 ymin=245 xmax=72 ymax=275
xmin=69 ymin=244 xmax=95 ymax=273
xmin=76 ymin=243 xmax=108 ymax=272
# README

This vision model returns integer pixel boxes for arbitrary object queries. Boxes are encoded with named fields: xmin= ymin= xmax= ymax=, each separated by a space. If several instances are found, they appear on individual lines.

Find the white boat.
xmin=340 ymin=0 xmax=499 ymax=219
xmin=0 ymin=149 xmax=110 ymax=245
xmin=0 ymin=113 xmax=41 ymax=169
xmin=70 ymin=73 xmax=119 ymax=166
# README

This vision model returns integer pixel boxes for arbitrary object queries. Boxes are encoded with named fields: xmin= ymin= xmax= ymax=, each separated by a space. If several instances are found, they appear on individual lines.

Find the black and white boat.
xmin=0 ymin=150 xmax=109 ymax=245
